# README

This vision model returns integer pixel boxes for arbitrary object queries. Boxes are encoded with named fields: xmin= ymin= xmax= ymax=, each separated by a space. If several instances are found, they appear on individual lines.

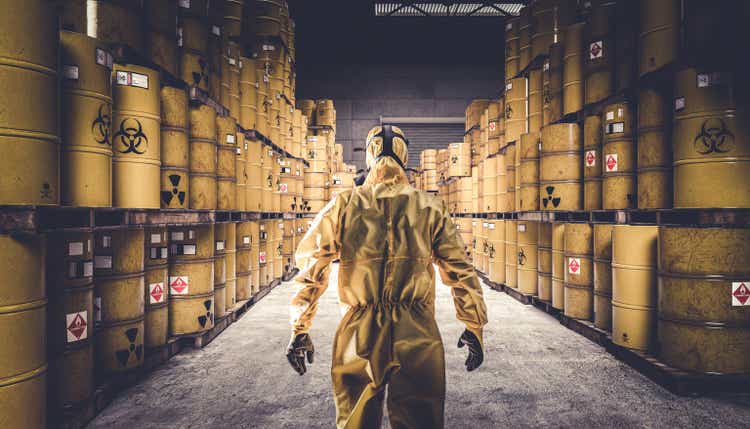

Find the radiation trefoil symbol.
xmin=198 ymin=300 xmax=213 ymax=328
xmin=92 ymin=103 xmax=111 ymax=145
xmin=542 ymin=186 xmax=561 ymax=208
xmin=162 ymin=174 xmax=186 ymax=206
xmin=518 ymin=249 xmax=527 ymax=266
xmin=694 ymin=118 xmax=734 ymax=154
xmin=115 ymin=327 xmax=143 ymax=367
xmin=114 ymin=118 xmax=148 ymax=154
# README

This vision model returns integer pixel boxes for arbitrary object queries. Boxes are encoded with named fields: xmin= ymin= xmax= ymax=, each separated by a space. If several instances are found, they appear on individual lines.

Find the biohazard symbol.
xmin=505 ymin=104 xmax=513 ymax=119
xmin=40 ymin=182 xmax=52 ymax=199
xmin=483 ymin=240 xmax=488 ymax=253
xmin=276 ymin=113 xmax=281 ymax=126
xmin=197 ymin=299 xmax=213 ymax=328
xmin=114 ymin=118 xmax=148 ymax=154
xmin=308 ymin=149 xmax=315 ymax=159
xmin=542 ymin=186 xmax=561 ymax=208
xmin=489 ymin=244 xmax=495 ymax=258
xmin=91 ymin=103 xmax=111 ymax=145
xmin=266 ymin=174 xmax=274 ymax=188
xmin=277 ymin=243 xmax=283 ymax=256
xmin=161 ymin=174 xmax=186 ymax=206
xmin=115 ymin=327 xmax=142 ymax=367
xmin=694 ymin=118 xmax=735 ymax=154
xmin=518 ymin=249 xmax=527 ymax=266
xmin=451 ymin=155 xmax=459 ymax=164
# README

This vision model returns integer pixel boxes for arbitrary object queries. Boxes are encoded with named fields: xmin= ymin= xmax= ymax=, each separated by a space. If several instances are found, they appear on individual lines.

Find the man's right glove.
xmin=457 ymin=329 xmax=483 ymax=372
xmin=286 ymin=333 xmax=314 ymax=375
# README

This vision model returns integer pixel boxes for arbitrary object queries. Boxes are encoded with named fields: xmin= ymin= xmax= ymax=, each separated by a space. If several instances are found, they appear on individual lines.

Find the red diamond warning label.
xmin=605 ymin=154 xmax=618 ymax=172
xmin=259 ymin=251 xmax=267 ymax=264
xmin=590 ymin=41 xmax=603 ymax=59
xmin=732 ymin=282 xmax=750 ymax=306
xmin=568 ymin=257 xmax=581 ymax=275
xmin=279 ymin=183 xmax=288 ymax=193
xmin=585 ymin=150 xmax=596 ymax=167
xmin=169 ymin=276 xmax=189 ymax=295
xmin=149 ymin=282 xmax=165 ymax=304
xmin=488 ymin=121 xmax=497 ymax=132
xmin=66 ymin=311 xmax=88 ymax=342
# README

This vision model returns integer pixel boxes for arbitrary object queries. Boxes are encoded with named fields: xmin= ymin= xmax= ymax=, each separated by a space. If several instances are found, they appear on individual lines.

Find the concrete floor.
xmin=88 ymin=264 xmax=750 ymax=429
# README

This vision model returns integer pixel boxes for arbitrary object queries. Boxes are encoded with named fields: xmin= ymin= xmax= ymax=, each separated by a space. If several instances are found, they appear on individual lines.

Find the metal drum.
xmin=224 ymin=40 xmax=241 ymax=120
xmin=540 ymin=123 xmax=583 ymax=211
xmin=178 ymin=14 xmax=209 ymax=90
xmin=160 ymin=86 xmax=190 ymax=209
xmin=189 ymin=105 xmax=218 ymax=209
xmin=505 ymin=220 xmax=518 ymax=289
xmin=144 ymin=226 xmax=168 ymax=350
xmin=658 ymin=226 xmax=750 ymax=375
xmin=47 ymin=230 xmax=94 ymax=417
xmin=255 ymin=0 xmax=284 ymax=37
xmin=274 ymin=220 xmax=284 ymax=279
xmin=519 ymin=6 xmax=532 ymax=68
xmin=60 ymin=31 xmax=113 ymax=207
xmin=239 ymin=56 xmax=258 ymax=130
xmin=504 ymin=143 xmax=517 ymax=212
xmin=250 ymin=222 xmax=261 ymax=294
xmin=528 ymin=69 xmax=543 ymax=134
xmin=482 ymin=156 xmax=497 ymax=212
xmin=584 ymin=1 xmax=615 ymax=105
xmin=488 ymin=220 xmax=506 ymax=285
xmin=168 ymin=224 xmax=215 ymax=335
xmin=611 ymin=225 xmax=658 ymax=351
xmin=537 ymin=222 xmax=553 ymax=302
xmin=673 ymin=69 xmax=747 ymax=208
xmin=223 ymin=0 xmax=244 ymax=38
xmin=504 ymin=78 xmax=527 ymax=146
xmin=562 ymin=22 xmax=584 ymax=115
xmin=178 ymin=0 xmax=208 ymax=18
xmin=517 ymin=221 xmax=539 ymax=296
xmin=593 ymin=223 xmax=613 ymax=331
xmin=216 ymin=116 xmax=237 ymax=210
xmin=639 ymin=0 xmax=680 ymax=76
xmin=0 ymin=233 xmax=46 ymax=428
xmin=505 ymin=18 xmax=520 ymax=80
xmin=583 ymin=114 xmax=602 ymax=210
xmin=519 ymin=132 xmax=540 ymax=211
xmin=551 ymin=223 xmax=565 ymax=310
xmin=531 ymin=0 xmax=555 ymax=59
xmin=225 ymin=222 xmax=237 ymax=309
xmin=0 ymin=0 xmax=59 ymax=206
xmin=602 ymin=102 xmax=636 ymax=209
xmin=262 ymin=221 xmax=275 ymax=286
xmin=495 ymin=152 xmax=509 ymax=212
xmin=236 ymin=221 xmax=255 ymax=301
xmin=247 ymin=138 xmax=264 ymax=212
xmin=563 ymin=222 xmax=593 ymax=320
xmin=256 ymin=68 xmax=270 ymax=136
xmin=235 ymin=129 xmax=247 ymax=211
xmin=86 ymin=0 xmax=144 ymax=52
xmin=614 ymin=0 xmax=638 ymax=93
xmin=543 ymin=43 xmax=563 ymax=125
xmin=112 ymin=63 xmax=161 ymax=208
xmin=282 ymin=219 xmax=296 ymax=276
xmin=146 ymin=0 xmax=178 ymax=76
xmin=94 ymin=227 xmax=145 ymax=372
xmin=637 ymin=87 xmax=672 ymax=209
xmin=279 ymin=157 xmax=296 ymax=212
xmin=213 ymin=223 xmax=228 ymax=319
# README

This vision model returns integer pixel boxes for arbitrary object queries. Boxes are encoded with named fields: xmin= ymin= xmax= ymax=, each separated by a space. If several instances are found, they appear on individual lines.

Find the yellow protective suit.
xmin=290 ymin=126 xmax=487 ymax=429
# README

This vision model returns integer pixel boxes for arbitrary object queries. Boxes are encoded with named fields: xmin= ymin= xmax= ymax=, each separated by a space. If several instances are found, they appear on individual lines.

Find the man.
xmin=287 ymin=125 xmax=488 ymax=429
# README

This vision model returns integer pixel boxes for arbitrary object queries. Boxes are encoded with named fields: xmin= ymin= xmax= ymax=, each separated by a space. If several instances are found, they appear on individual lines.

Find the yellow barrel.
xmin=639 ymin=0 xmax=680 ymax=76
xmin=658 ymin=226 xmax=750 ymax=374
xmin=316 ymin=99 xmax=336 ymax=127
xmin=0 ymin=0 xmax=59 ymax=206
xmin=504 ymin=78 xmax=527 ymax=146
xmin=537 ymin=222 xmax=553 ymax=302
xmin=239 ymin=56 xmax=258 ymax=130
xmin=234 ymin=129 xmax=247 ymax=211
xmin=562 ymin=22 xmax=584 ymax=115
xmin=250 ymin=221 xmax=261 ymax=293
xmin=262 ymin=221 xmax=275 ymax=286
xmin=0 ymin=233 xmax=46 ymax=428
xmin=488 ymin=100 xmax=504 ymax=142
xmin=60 ymin=31 xmax=113 ymax=207
xmin=213 ymin=223 xmax=227 ymax=318
xmin=517 ymin=221 xmax=539 ymax=296
xmin=94 ymin=227 xmax=145 ymax=372
xmin=236 ymin=221 xmax=259 ymax=300
xmin=274 ymin=220 xmax=284 ymax=279
xmin=481 ymin=156 xmax=497 ymax=212
xmin=481 ymin=222 xmax=491 ymax=274
xmin=47 ymin=230 xmax=93 ymax=416
xmin=531 ymin=0 xmax=555 ymax=59
xmin=551 ymin=223 xmax=565 ymax=310
xmin=279 ymin=157 xmax=297 ymax=212
xmin=223 ymin=0 xmax=244 ymax=38
xmin=583 ymin=114 xmax=602 ymax=210
xmin=584 ymin=1 xmax=615 ymax=105
xmin=540 ymin=123 xmax=583 ymax=211
xmin=455 ymin=217 xmax=474 ymax=262
xmin=611 ymin=225 xmax=657 ymax=351
xmin=505 ymin=18 xmax=520 ymax=80
xmin=225 ymin=222 xmax=237 ymax=309
xmin=282 ymin=219 xmax=296 ymax=275
xmin=519 ymin=132 xmax=540 ymax=211
xmin=505 ymin=220 xmax=518 ymax=288
xmin=256 ymin=68 xmax=270 ymax=136
xmin=178 ymin=14 xmax=209 ymax=90
xmin=504 ymin=143 xmax=517 ymax=212
xmin=178 ymin=0 xmax=208 ymax=18
xmin=543 ymin=43 xmax=563 ymax=125
xmin=246 ymin=139 xmax=263 ymax=212
xmin=146 ymin=0 xmax=178 ymax=76
xmin=160 ymin=86 xmax=190 ymax=209
xmin=614 ymin=1 xmax=638 ymax=93
xmin=85 ymin=0 xmax=144 ymax=51
xmin=563 ymin=223 xmax=593 ymax=320
xmin=637 ymin=87 xmax=672 ymax=209
xmin=602 ymin=102 xmax=636 ymax=209
xmin=216 ymin=116 xmax=237 ymax=210
xmin=528 ymin=69 xmax=543 ymax=134
xmin=224 ymin=40 xmax=241 ymax=120
xmin=488 ymin=219 xmax=506 ymax=285
xmin=168 ymin=224 xmax=215 ymax=335
xmin=673 ymin=69 xmax=748 ymax=208
xmin=593 ymin=223 xmax=613 ymax=331
xmin=112 ymin=63 xmax=161 ymax=208
xmin=495 ymin=152 xmax=509 ymax=212
xmin=519 ymin=6 xmax=531 ymax=68
xmin=189 ymin=105 xmax=218 ymax=209
xmin=144 ymin=226 xmax=168 ymax=350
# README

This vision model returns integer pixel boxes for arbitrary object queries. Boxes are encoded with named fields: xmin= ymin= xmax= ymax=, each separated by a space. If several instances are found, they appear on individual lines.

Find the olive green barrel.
xmin=504 ymin=220 xmax=518 ymax=289
xmin=214 ymin=223 xmax=228 ymax=318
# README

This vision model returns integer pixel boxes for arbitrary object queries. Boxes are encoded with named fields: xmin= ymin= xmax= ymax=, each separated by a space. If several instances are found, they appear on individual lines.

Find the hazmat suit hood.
xmin=363 ymin=125 xmax=410 ymax=187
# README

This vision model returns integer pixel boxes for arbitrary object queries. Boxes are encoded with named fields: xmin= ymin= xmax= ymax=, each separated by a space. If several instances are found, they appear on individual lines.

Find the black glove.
xmin=457 ymin=329 xmax=483 ymax=372
xmin=286 ymin=333 xmax=314 ymax=375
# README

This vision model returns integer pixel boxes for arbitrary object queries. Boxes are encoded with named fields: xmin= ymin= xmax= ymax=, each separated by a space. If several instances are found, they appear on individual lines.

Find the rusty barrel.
xmin=639 ymin=0 xmax=680 ymax=76
xmin=658 ymin=226 xmax=750 ymax=375
xmin=562 ymin=22 xmax=584 ymax=115
xmin=144 ymin=226 xmax=169 ymax=350
xmin=593 ymin=223 xmax=613 ymax=331
xmin=86 ymin=0 xmax=144 ymax=51
xmin=160 ymin=86 xmax=190 ymax=209
xmin=530 ymin=0 xmax=555 ymax=59
xmin=584 ymin=1 xmax=615 ymax=105
xmin=168 ymin=224 xmax=215 ymax=335
xmin=239 ymin=56 xmax=258 ymax=130
xmin=540 ymin=123 xmax=583 ymax=211
xmin=146 ymin=0 xmax=178 ymax=76
xmin=94 ymin=227 xmax=145 ymax=372
xmin=517 ymin=221 xmax=539 ymax=296
xmin=519 ymin=6 xmax=532 ymax=68
xmin=519 ymin=132 xmax=540 ymax=211
xmin=551 ymin=223 xmax=565 ymax=310
xmin=189 ymin=105 xmax=218 ymax=209
xmin=537 ymin=222 xmax=553 ymax=302
xmin=583 ymin=114 xmax=602 ymax=210
xmin=602 ymin=102 xmax=636 ymax=209
xmin=216 ymin=116 xmax=237 ymax=210
xmin=563 ymin=223 xmax=593 ymax=320
xmin=612 ymin=225 xmax=658 ymax=351
xmin=505 ymin=220 xmax=518 ymax=289
xmin=504 ymin=78 xmax=527 ymax=147
xmin=637 ymin=87 xmax=672 ymax=208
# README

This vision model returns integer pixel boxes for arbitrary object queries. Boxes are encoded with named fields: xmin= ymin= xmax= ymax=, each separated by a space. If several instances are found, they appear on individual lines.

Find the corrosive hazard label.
xmin=259 ymin=251 xmax=267 ymax=264
xmin=149 ymin=282 xmax=165 ymax=304
xmin=170 ymin=276 xmax=189 ymax=295
xmin=732 ymin=282 xmax=750 ymax=306
xmin=605 ymin=154 xmax=618 ymax=172
xmin=488 ymin=121 xmax=497 ymax=132
xmin=66 ymin=311 xmax=88 ymax=342
xmin=585 ymin=150 xmax=596 ymax=167
xmin=568 ymin=258 xmax=581 ymax=275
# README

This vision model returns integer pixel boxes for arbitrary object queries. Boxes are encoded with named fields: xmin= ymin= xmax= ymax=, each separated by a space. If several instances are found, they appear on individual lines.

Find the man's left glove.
xmin=286 ymin=333 xmax=314 ymax=375
xmin=457 ymin=329 xmax=484 ymax=372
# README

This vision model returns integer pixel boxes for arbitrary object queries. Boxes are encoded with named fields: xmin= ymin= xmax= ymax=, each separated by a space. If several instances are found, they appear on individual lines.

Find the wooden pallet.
xmin=558 ymin=314 xmax=610 ymax=346
xmin=531 ymin=296 xmax=560 ymax=317
xmin=503 ymin=286 xmax=534 ymax=305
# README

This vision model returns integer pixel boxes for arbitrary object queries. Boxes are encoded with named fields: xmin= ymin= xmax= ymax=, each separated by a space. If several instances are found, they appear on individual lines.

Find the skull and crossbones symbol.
xmin=694 ymin=118 xmax=734 ymax=154
xmin=114 ymin=118 xmax=148 ymax=154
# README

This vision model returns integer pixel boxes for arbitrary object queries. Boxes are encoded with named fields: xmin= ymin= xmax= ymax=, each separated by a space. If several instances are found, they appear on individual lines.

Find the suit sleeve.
xmin=289 ymin=192 xmax=349 ymax=336
xmin=432 ymin=200 xmax=488 ymax=346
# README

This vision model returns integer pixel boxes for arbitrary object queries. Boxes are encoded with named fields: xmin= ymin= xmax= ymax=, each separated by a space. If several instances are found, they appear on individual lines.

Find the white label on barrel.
xmin=95 ymin=48 xmax=109 ymax=67
xmin=589 ymin=41 xmax=603 ymax=59
xmin=161 ymin=248 xmax=168 ymax=259
xmin=263 ymin=74 xmax=269 ymax=83
xmin=170 ymin=276 xmax=189 ymax=295
xmin=179 ymin=0 xmax=190 ymax=8
xmin=131 ymin=73 xmax=149 ymax=89
xmin=183 ymin=244 xmax=196 ymax=255
xmin=189 ymin=230 xmax=195 ymax=239
xmin=63 ymin=65 xmax=79 ymax=80
xmin=606 ymin=110 xmax=614 ymax=121
xmin=171 ymin=231 xmax=185 ymax=241
xmin=68 ymin=242 xmax=84 ymax=256
xmin=259 ymin=251 xmax=267 ymax=264
xmin=488 ymin=223 xmax=495 ymax=230
xmin=568 ymin=257 xmax=581 ymax=275
xmin=228 ymin=57 xmax=236 ymax=66
xmin=506 ymin=82 xmax=513 ymax=90
xmin=212 ymin=25 xmax=221 ymax=36
xmin=216 ymin=241 xmax=225 ymax=251
xmin=151 ymin=234 xmax=162 ymax=244
xmin=243 ymin=236 xmax=250 ymax=245
xmin=94 ymin=255 xmax=112 ymax=269
xmin=226 ymin=134 xmax=236 ymax=144
xmin=236 ymin=147 xmax=242 ymax=155
xmin=150 ymin=248 xmax=158 ymax=259
xmin=149 ymin=283 xmax=165 ymax=304
xmin=697 ymin=74 xmax=710 ymax=88
xmin=732 ymin=282 xmax=750 ymax=306
xmin=102 ymin=235 xmax=111 ymax=248
xmin=94 ymin=297 xmax=101 ymax=322
xmin=674 ymin=97 xmax=685 ymax=111
xmin=585 ymin=150 xmax=596 ymax=167
xmin=263 ymin=44 xmax=276 ymax=51
xmin=116 ymin=71 xmax=129 ymax=86
xmin=605 ymin=153 xmax=618 ymax=172
xmin=66 ymin=311 xmax=88 ymax=342
xmin=543 ymin=61 xmax=550 ymax=71
xmin=83 ymin=261 xmax=93 ymax=277
xmin=518 ymin=224 xmax=526 ymax=232
xmin=279 ymin=222 xmax=284 ymax=230
xmin=279 ymin=183 xmax=289 ymax=192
